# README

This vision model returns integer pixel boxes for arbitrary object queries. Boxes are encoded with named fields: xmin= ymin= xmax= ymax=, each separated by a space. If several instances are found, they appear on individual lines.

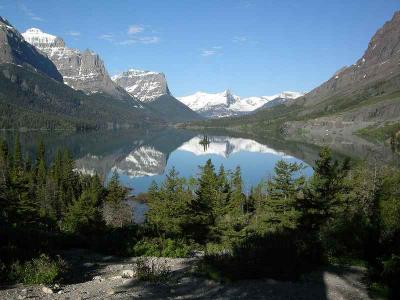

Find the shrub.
xmin=135 ymin=257 xmax=171 ymax=283
xmin=131 ymin=238 xmax=194 ymax=258
xmin=10 ymin=254 xmax=64 ymax=284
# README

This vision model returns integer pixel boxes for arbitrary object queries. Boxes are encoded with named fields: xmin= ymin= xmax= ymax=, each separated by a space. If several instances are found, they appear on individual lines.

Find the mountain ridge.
xmin=22 ymin=27 xmax=132 ymax=101
xmin=178 ymin=90 xmax=303 ymax=118
xmin=113 ymin=68 xmax=202 ymax=122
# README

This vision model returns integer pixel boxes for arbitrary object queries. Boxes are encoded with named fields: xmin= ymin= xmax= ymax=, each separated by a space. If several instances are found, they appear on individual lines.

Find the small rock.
xmin=17 ymin=295 xmax=25 ymax=300
xmin=110 ymin=275 xmax=122 ymax=280
xmin=92 ymin=275 xmax=103 ymax=281
xmin=57 ymin=290 xmax=64 ymax=294
xmin=21 ymin=289 xmax=27 ymax=294
xmin=121 ymin=269 xmax=135 ymax=278
xmin=107 ymin=288 xmax=115 ymax=295
xmin=42 ymin=286 xmax=53 ymax=294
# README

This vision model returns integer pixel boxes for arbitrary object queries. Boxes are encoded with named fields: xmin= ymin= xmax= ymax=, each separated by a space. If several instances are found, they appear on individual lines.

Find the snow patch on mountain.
xmin=22 ymin=28 xmax=58 ymax=46
xmin=178 ymin=90 xmax=303 ymax=118
xmin=112 ymin=69 xmax=170 ymax=102
xmin=22 ymin=28 xmax=129 ymax=99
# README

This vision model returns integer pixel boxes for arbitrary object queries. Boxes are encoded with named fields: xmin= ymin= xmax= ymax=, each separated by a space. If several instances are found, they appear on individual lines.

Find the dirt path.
xmin=0 ymin=250 xmax=371 ymax=300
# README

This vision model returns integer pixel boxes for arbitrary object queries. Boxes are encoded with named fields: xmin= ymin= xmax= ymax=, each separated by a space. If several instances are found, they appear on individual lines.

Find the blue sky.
xmin=2 ymin=0 xmax=399 ymax=97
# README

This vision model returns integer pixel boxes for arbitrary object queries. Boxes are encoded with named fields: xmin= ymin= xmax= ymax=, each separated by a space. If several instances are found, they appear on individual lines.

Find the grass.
xmin=357 ymin=122 xmax=400 ymax=143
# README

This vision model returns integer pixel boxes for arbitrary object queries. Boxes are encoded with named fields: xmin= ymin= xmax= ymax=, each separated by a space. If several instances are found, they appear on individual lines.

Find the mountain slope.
xmin=0 ymin=18 xmax=162 ymax=130
xmin=22 ymin=28 xmax=131 ymax=100
xmin=178 ymin=90 xmax=303 ymax=118
xmin=0 ymin=63 xmax=161 ymax=129
xmin=113 ymin=69 xmax=202 ymax=122
xmin=191 ymin=11 xmax=400 ymax=142
xmin=0 ymin=18 xmax=62 ymax=81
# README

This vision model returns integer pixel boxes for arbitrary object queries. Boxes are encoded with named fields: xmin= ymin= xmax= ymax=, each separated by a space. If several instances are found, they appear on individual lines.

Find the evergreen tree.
xmin=147 ymin=168 xmax=192 ymax=237
xmin=189 ymin=159 xmax=218 ymax=242
xmin=257 ymin=160 xmax=305 ymax=232
xmin=102 ymin=172 xmax=131 ymax=228
xmin=301 ymin=147 xmax=350 ymax=230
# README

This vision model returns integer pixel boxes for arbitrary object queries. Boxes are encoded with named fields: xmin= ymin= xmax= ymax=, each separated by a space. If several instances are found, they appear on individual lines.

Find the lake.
xmin=2 ymin=127 xmax=399 ymax=195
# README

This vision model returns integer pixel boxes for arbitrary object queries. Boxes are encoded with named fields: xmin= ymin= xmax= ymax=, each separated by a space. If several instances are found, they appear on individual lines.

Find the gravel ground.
xmin=0 ymin=249 xmax=371 ymax=300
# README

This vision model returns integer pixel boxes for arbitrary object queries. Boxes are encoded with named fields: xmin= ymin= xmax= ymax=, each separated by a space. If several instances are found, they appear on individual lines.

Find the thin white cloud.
xmin=99 ymin=34 xmax=114 ymax=42
xmin=233 ymin=36 xmax=248 ymax=43
xmin=66 ymin=31 xmax=81 ymax=37
xmin=118 ymin=36 xmax=160 ymax=45
xmin=100 ymin=24 xmax=159 ymax=46
xmin=128 ymin=25 xmax=144 ymax=35
xmin=18 ymin=2 xmax=44 ymax=21
xmin=201 ymin=50 xmax=217 ymax=57
xmin=201 ymin=46 xmax=222 ymax=57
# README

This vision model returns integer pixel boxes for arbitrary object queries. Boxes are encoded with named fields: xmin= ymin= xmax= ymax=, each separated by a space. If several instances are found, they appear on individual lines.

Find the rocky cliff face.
xmin=22 ymin=28 xmax=130 ymax=100
xmin=300 ymin=11 xmax=400 ymax=107
xmin=112 ymin=69 xmax=171 ymax=102
xmin=113 ymin=69 xmax=202 ymax=122
xmin=0 ymin=18 xmax=62 ymax=81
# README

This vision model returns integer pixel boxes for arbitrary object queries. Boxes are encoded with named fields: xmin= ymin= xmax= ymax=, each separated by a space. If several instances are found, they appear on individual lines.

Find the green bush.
xmin=10 ymin=254 xmax=64 ymax=284
xmin=131 ymin=238 xmax=194 ymax=258
xmin=135 ymin=257 xmax=171 ymax=283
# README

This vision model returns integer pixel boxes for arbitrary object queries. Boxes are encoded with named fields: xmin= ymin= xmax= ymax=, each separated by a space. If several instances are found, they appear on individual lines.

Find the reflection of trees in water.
xmin=199 ymin=135 xmax=211 ymax=152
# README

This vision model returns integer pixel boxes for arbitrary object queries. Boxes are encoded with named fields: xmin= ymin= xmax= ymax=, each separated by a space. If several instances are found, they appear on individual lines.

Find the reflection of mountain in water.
xmin=113 ymin=146 xmax=166 ymax=178
xmin=73 ymin=128 xmax=196 ymax=178
xmin=179 ymin=136 xmax=293 ymax=158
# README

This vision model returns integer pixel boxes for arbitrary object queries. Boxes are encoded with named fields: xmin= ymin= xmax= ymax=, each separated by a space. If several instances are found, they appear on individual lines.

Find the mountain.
xmin=112 ymin=69 xmax=202 ymax=122
xmin=297 ymin=11 xmax=400 ymax=109
xmin=192 ymin=11 xmax=400 ymax=143
xmin=22 ymin=28 xmax=130 ymax=100
xmin=0 ymin=17 xmax=62 ymax=81
xmin=0 ymin=18 xmax=161 ymax=130
xmin=178 ymin=90 xmax=303 ymax=118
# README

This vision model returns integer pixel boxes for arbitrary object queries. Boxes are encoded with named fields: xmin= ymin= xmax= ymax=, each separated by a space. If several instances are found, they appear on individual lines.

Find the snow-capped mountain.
xmin=112 ymin=69 xmax=202 ymax=122
xmin=22 ymin=28 xmax=130 ymax=100
xmin=178 ymin=90 xmax=303 ymax=118
xmin=112 ymin=69 xmax=171 ymax=102
xmin=0 ymin=19 xmax=62 ymax=82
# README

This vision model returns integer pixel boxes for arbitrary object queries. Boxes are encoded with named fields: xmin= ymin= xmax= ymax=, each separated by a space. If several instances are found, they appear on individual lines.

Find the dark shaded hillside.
xmin=0 ymin=64 xmax=163 ymax=130
xmin=147 ymin=94 xmax=203 ymax=123
xmin=0 ymin=17 xmax=63 ymax=82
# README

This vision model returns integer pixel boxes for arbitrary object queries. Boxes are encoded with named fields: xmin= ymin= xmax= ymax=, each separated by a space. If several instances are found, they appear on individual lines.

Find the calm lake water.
xmin=3 ymin=127 xmax=399 ymax=223
xmin=2 ymin=127 xmax=399 ymax=196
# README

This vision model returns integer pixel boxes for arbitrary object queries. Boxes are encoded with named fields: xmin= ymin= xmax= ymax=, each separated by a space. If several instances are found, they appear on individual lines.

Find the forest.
xmin=0 ymin=135 xmax=399 ymax=299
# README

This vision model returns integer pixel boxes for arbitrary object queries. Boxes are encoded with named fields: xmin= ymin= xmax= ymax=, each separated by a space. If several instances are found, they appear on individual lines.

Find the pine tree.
xmin=301 ymin=147 xmax=350 ymax=230
xmin=258 ymin=160 xmax=305 ymax=232
xmin=188 ymin=159 xmax=218 ymax=242
xmin=102 ymin=172 xmax=131 ymax=228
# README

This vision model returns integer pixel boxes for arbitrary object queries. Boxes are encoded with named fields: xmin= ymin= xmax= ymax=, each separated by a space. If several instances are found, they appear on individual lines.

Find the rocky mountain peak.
xmin=112 ymin=69 xmax=171 ymax=102
xmin=302 ymin=10 xmax=400 ymax=107
xmin=0 ymin=18 xmax=63 ymax=81
xmin=22 ymin=27 xmax=129 ymax=100
xmin=361 ymin=11 xmax=400 ymax=64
